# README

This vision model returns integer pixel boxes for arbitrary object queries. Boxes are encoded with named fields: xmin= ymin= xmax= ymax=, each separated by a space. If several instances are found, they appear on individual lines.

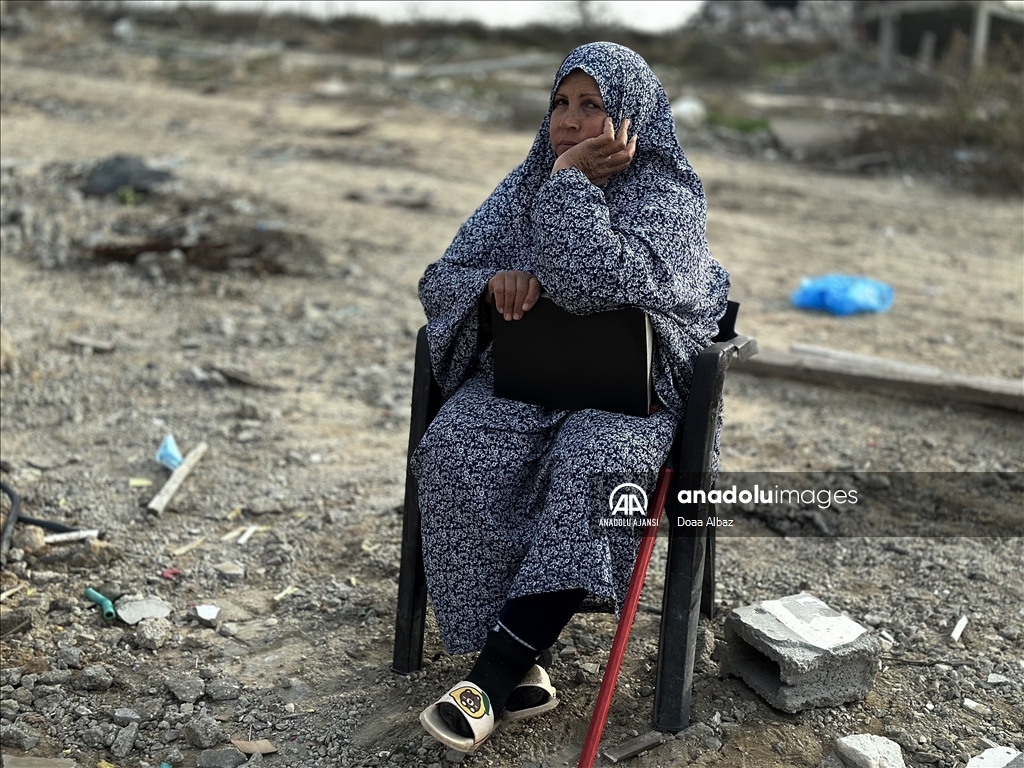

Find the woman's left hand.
xmin=552 ymin=117 xmax=636 ymax=186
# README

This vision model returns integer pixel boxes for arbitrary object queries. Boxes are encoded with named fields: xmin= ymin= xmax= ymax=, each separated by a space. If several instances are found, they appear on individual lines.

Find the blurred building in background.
xmin=855 ymin=0 xmax=1024 ymax=72
xmin=688 ymin=0 xmax=1023 ymax=72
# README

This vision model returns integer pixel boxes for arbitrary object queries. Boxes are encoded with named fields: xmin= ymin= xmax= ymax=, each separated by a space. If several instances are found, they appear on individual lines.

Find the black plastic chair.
xmin=392 ymin=301 xmax=757 ymax=732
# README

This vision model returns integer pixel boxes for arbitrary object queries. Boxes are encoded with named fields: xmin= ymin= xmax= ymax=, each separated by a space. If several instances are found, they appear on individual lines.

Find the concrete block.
xmin=722 ymin=592 xmax=880 ymax=713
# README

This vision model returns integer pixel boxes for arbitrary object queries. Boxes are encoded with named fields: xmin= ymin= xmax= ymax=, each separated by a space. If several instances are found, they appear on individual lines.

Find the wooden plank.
xmin=789 ymin=344 xmax=947 ymax=375
xmin=734 ymin=350 xmax=1024 ymax=413
xmin=148 ymin=442 xmax=208 ymax=515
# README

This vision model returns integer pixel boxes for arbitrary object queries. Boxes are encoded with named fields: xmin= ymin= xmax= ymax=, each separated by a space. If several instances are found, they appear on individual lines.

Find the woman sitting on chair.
xmin=412 ymin=41 xmax=729 ymax=753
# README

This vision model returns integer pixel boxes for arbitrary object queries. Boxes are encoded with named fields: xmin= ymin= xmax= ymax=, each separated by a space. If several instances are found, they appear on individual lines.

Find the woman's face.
xmin=548 ymin=70 xmax=608 ymax=157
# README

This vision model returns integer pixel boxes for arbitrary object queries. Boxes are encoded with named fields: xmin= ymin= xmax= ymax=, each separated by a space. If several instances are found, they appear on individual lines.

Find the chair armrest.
xmin=674 ymin=334 xmax=758 ymax=479
xmin=704 ymin=334 xmax=758 ymax=365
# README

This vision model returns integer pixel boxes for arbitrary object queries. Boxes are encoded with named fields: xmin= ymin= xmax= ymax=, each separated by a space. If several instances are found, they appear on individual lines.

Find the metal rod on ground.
xmin=0 ymin=481 xmax=21 ymax=567
xmin=577 ymin=466 xmax=674 ymax=768
xmin=15 ymin=516 xmax=76 ymax=533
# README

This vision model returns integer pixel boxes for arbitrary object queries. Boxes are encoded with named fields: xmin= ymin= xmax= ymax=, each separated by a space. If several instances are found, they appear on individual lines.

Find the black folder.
xmin=492 ymin=296 xmax=653 ymax=417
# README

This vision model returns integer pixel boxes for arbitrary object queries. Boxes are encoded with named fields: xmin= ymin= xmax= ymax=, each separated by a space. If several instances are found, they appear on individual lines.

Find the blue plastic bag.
xmin=156 ymin=434 xmax=184 ymax=471
xmin=791 ymin=274 xmax=894 ymax=316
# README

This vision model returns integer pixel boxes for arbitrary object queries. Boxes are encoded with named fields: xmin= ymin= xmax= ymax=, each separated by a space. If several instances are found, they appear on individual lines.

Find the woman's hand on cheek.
xmin=552 ymin=117 xmax=637 ymax=186
xmin=487 ymin=271 xmax=542 ymax=321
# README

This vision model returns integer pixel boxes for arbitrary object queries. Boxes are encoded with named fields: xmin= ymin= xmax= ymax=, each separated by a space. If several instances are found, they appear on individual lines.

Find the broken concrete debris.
xmin=189 ymin=603 xmax=222 ymax=627
xmin=114 ymin=596 xmax=172 ymax=625
xmin=967 ymin=747 xmax=1023 ymax=768
xmin=722 ymin=592 xmax=880 ymax=713
xmin=817 ymin=733 xmax=907 ymax=767
xmin=834 ymin=733 xmax=906 ymax=767
xmin=962 ymin=697 xmax=993 ymax=717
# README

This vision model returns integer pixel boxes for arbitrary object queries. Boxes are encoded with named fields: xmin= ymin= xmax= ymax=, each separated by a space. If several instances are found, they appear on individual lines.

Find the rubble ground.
xmin=1 ymin=9 xmax=1022 ymax=768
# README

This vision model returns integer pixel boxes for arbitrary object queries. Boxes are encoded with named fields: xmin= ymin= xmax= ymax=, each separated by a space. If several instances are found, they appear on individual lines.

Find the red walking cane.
xmin=577 ymin=465 xmax=674 ymax=768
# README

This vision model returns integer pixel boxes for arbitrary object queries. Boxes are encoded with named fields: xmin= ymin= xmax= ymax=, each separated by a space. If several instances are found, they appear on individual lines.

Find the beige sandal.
xmin=420 ymin=680 xmax=498 ymax=753
xmin=502 ymin=665 xmax=559 ymax=722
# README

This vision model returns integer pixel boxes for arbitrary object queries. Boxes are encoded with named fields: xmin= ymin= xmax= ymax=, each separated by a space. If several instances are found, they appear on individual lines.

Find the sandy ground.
xmin=1 ymin=19 xmax=1023 ymax=768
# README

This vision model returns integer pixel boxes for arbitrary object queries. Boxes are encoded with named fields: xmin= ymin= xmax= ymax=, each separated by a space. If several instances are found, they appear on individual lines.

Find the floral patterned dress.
xmin=411 ymin=42 xmax=730 ymax=654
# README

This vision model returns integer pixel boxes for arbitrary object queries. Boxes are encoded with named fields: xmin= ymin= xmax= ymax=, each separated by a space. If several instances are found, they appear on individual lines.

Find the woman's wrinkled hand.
xmin=486 ymin=270 xmax=541 ymax=321
xmin=552 ymin=117 xmax=636 ymax=186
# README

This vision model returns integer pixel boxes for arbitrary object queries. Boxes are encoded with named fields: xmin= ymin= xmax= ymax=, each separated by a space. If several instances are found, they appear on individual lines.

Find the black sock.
xmin=438 ymin=626 xmax=538 ymax=736
xmin=467 ymin=626 xmax=539 ymax=716
xmin=498 ymin=589 xmax=587 ymax=651
xmin=499 ymin=589 xmax=586 ymax=712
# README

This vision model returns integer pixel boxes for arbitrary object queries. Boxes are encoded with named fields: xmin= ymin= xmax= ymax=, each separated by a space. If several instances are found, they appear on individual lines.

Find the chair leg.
xmin=392 ymin=326 xmax=438 ymax=675
xmin=701 ymin=527 xmax=715 ymax=620
xmin=653 ymin=525 xmax=706 ymax=732
xmin=392 ymin=472 xmax=427 ymax=674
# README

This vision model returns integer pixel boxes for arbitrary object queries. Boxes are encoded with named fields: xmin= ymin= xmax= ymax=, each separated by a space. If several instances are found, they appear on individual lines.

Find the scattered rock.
xmin=69 ymin=537 xmax=122 ymax=568
xmin=56 ymin=646 xmax=83 ymax=669
xmin=13 ymin=525 xmax=47 ymax=554
xmin=166 ymin=675 xmax=206 ymax=704
xmin=135 ymin=616 xmax=171 ymax=649
xmin=998 ymin=625 xmax=1020 ymax=642
xmin=229 ymin=738 xmax=277 ymax=755
xmin=78 ymin=665 xmax=113 ymax=691
xmin=83 ymin=154 xmax=172 ymax=196
xmin=0 ymin=722 xmax=41 ymax=751
xmin=215 ymin=562 xmax=246 ymax=581
xmin=1 ymin=666 xmax=26 ymax=686
xmin=206 ymin=678 xmax=241 ymax=701
xmin=962 ymin=698 xmax=992 ymax=717
xmin=109 ymin=721 xmax=139 ymax=758
xmin=183 ymin=714 xmax=226 ymax=749
xmin=817 ymin=754 xmax=849 ymax=768
xmin=112 ymin=708 xmax=142 ymax=726
xmin=196 ymin=747 xmax=248 ymax=768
